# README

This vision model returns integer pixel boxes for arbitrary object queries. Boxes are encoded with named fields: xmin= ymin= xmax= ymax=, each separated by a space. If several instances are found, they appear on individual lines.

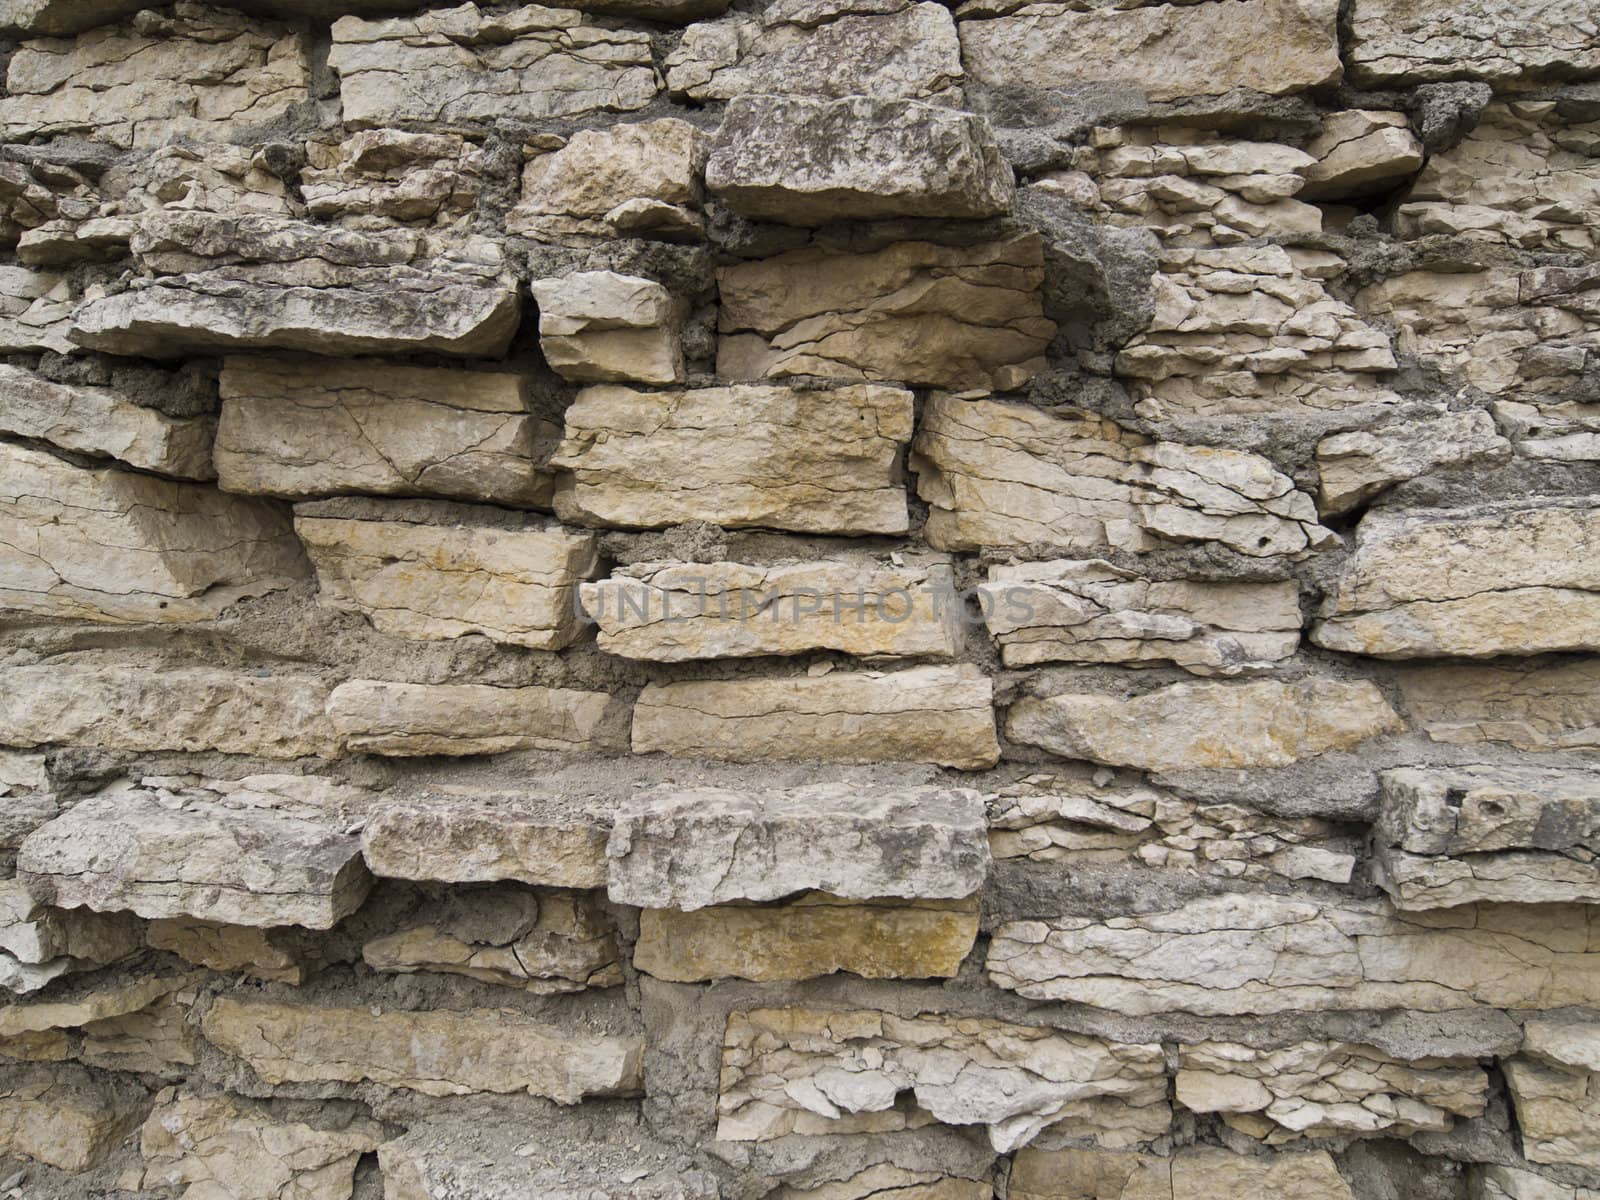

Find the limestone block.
xmin=987 ymin=894 xmax=1600 ymax=1015
xmin=301 ymin=130 xmax=490 ymax=228
xmin=148 ymin=918 xmax=308 ymax=984
xmin=665 ymin=0 xmax=962 ymax=103
xmin=1313 ymin=501 xmax=1600 ymax=658
xmin=581 ymin=557 xmax=963 ymax=661
xmin=201 ymin=997 xmax=643 ymax=1101
xmin=1007 ymin=678 xmax=1402 ymax=771
xmin=135 ymin=1092 xmax=380 ymax=1200
xmin=0 ymin=665 xmax=342 ymax=759
xmin=529 ymin=272 xmax=684 ymax=385
xmin=1397 ymin=659 xmax=1600 ymax=753
xmin=605 ymin=783 xmax=989 ymax=909
xmin=548 ymin=383 xmax=913 ymax=535
xmin=772 ymin=1162 xmax=991 ymax=1200
xmin=1010 ymin=1146 xmax=1356 ymax=1200
xmin=508 ymin=119 xmax=706 ymax=244
xmin=363 ymin=885 xmax=622 ymax=992
xmin=326 ymin=680 xmax=630 ymax=757
xmin=0 ymin=0 xmax=143 ymax=36
xmin=717 ymin=237 xmax=1054 ymax=393
xmin=1316 ymin=408 xmax=1511 ymax=516
xmin=958 ymin=0 xmax=1341 ymax=102
xmin=1300 ymin=111 xmax=1424 ymax=200
xmin=0 ymin=3 xmax=310 ymax=149
xmin=295 ymin=500 xmax=597 ymax=649
xmin=0 ymin=752 xmax=56 ymax=853
xmin=0 ymin=1063 xmax=149 ymax=1171
xmin=216 ymin=357 xmax=554 ymax=506
xmin=0 ymin=442 xmax=307 ymax=624
xmin=1476 ymin=1164 xmax=1600 ymax=1200
xmin=19 ymin=775 xmax=372 ymax=929
xmin=328 ymin=3 xmax=657 ymax=129
xmin=706 ymin=95 xmax=1011 ymax=224
xmin=631 ymin=666 xmax=1000 ymax=770
xmin=78 ymin=993 xmax=198 ymax=1077
xmin=0 ymin=364 xmax=215 ymax=478
xmin=361 ymin=794 xmax=610 ymax=889
xmin=911 ymin=394 xmax=1334 ymax=556
xmin=0 ymin=265 xmax=75 ymax=353
xmin=1505 ymin=1024 xmax=1600 ymax=1170
xmin=1347 ymin=0 xmax=1600 ymax=85
xmin=1175 ymin=1040 xmax=1486 ymax=1141
xmin=717 ymin=1008 xmax=1169 ymax=1153
xmin=1495 ymin=400 xmax=1600 ymax=465
xmin=635 ymin=894 xmax=978 ymax=982
xmin=1374 ymin=766 xmax=1600 ymax=909
xmin=0 ymin=974 xmax=193 ymax=1039
xmin=0 ymin=878 xmax=142 ymax=979
xmin=979 ymin=560 xmax=1300 ymax=674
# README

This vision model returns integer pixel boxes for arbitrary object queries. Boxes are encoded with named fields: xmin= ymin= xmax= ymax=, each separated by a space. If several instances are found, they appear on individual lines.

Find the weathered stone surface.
xmin=509 ymin=119 xmax=706 ymax=244
xmin=958 ymin=0 xmax=1341 ymax=102
xmin=0 ymin=974 xmax=191 ymax=1039
xmin=0 ymin=879 xmax=142 ymax=995
xmin=1397 ymin=659 xmax=1600 ymax=752
xmin=987 ymin=895 xmax=1600 ymax=1015
xmin=581 ymin=557 xmax=963 ymax=661
xmin=706 ymin=96 xmax=1011 ymax=224
xmin=362 ymin=794 xmax=609 ymax=889
xmin=0 ymin=665 xmax=341 ymax=759
xmin=148 ymin=918 xmax=307 ymax=984
xmin=1505 ymin=1023 xmax=1600 ymax=1170
xmin=1313 ymin=501 xmax=1600 ymax=658
xmin=363 ymin=885 xmax=621 ymax=992
xmin=718 ymin=1008 xmax=1168 ymax=1153
xmin=549 ymin=383 xmax=913 ymax=535
xmin=0 ymin=265 xmax=75 ymax=353
xmin=1300 ymin=111 xmax=1424 ymax=200
xmin=216 ymin=357 xmax=554 ymax=506
xmin=912 ymin=394 xmax=1334 ymax=556
xmin=631 ymin=666 xmax=999 ymax=770
xmin=769 ymin=1160 xmax=991 ymax=1200
xmin=0 ymin=364 xmax=215 ymax=478
xmin=79 ymin=990 xmax=198 ymax=1078
xmin=635 ymin=894 xmax=978 ymax=982
xmin=979 ymin=560 xmax=1300 ymax=674
xmin=0 ymin=442 xmax=307 ymax=624
xmin=1347 ymin=0 xmax=1600 ymax=85
xmin=1374 ymin=766 xmax=1600 ymax=909
xmin=328 ymin=4 xmax=657 ymax=129
xmin=1476 ymin=1164 xmax=1600 ymax=1200
xmin=529 ymin=271 xmax=684 ymax=385
xmin=717 ymin=237 xmax=1054 ymax=392
xmin=1316 ymin=408 xmax=1511 ymax=516
xmin=301 ymin=130 xmax=490 ymax=228
xmin=0 ymin=1062 xmax=148 ymax=1171
xmin=1008 ymin=679 xmax=1402 ymax=771
xmin=1010 ymin=1146 xmax=1356 ymax=1200
xmin=1176 ymin=1039 xmax=1486 ymax=1141
xmin=201 ymin=997 xmax=643 ymax=1101
xmin=0 ymin=751 xmax=56 ymax=853
xmin=326 ymin=680 xmax=630 ymax=757
xmin=0 ymin=3 xmax=310 ymax=149
xmin=666 ymin=0 xmax=962 ymax=103
xmin=134 ymin=1092 xmax=380 ymax=1200
xmin=18 ymin=775 xmax=372 ymax=929
xmin=295 ymin=500 xmax=596 ymax=649
xmin=0 ymin=0 xmax=142 ymax=36
xmin=606 ymin=783 xmax=988 ymax=909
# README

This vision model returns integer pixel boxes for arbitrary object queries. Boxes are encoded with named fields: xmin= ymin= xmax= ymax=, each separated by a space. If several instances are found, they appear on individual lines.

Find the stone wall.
xmin=0 ymin=0 xmax=1596 ymax=1196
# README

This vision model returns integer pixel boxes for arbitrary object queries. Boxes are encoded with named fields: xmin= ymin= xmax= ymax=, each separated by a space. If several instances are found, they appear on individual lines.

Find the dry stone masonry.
xmin=0 ymin=0 xmax=1596 ymax=1196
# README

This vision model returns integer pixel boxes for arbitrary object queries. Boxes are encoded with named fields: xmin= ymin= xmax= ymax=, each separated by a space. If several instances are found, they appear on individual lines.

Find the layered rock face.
xmin=0 ymin=0 xmax=1597 ymax=1196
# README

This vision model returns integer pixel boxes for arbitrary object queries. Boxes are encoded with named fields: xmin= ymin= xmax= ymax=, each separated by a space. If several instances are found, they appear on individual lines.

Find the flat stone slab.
xmin=326 ymin=680 xmax=630 ymax=757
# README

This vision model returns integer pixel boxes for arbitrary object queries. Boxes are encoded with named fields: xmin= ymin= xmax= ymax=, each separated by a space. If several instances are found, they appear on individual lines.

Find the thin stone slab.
xmin=1347 ymin=0 xmax=1600 ymax=85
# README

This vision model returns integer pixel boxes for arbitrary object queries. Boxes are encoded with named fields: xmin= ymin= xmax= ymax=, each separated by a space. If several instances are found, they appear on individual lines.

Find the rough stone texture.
xmin=0 ymin=878 xmax=142 ymax=995
xmin=1300 ymin=110 xmax=1425 ymax=201
xmin=328 ymin=4 xmax=658 ymax=129
xmin=148 ymin=918 xmax=308 ymax=984
xmin=1374 ymin=766 xmax=1600 ymax=909
xmin=1477 ymin=1164 xmax=1600 ymax=1200
xmin=1397 ymin=659 xmax=1600 ymax=752
xmin=295 ymin=500 xmax=597 ymax=649
xmin=201 ymin=996 xmax=643 ymax=1101
xmin=717 ymin=237 xmax=1054 ymax=392
xmin=717 ymin=1008 xmax=1168 ymax=1153
xmin=216 ymin=357 xmax=555 ymax=506
xmin=631 ymin=666 xmax=1000 ymax=769
xmin=326 ymin=679 xmax=630 ymax=757
xmin=581 ymin=557 xmax=963 ymax=661
xmin=0 ymin=1062 xmax=149 ymax=1171
xmin=0 ymin=440 xmax=308 ymax=623
xmin=605 ymin=783 xmax=988 ymax=909
xmin=17 ymin=775 xmax=373 ymax=929
xmin=978 ymin=560 xmax=1301 ymax=674
xmin=706 ymin=96 xmax=1012 ymax=225
xmin=1312 ymin=501 xmax=1600 ymax=658
xmin=1316 ymin=408 xmax=1512 ymax=516
xmin=301 ymin=130 xmax=490 ymax=229
xmin=987 ymin=895 xmax=1600 ymax=1015
xmin=1009 ymin=1146 xmax=1356 ymax=1200
xmin=549 ymin=383 xmax=913 ymax=535
xmin=1007 ymin=679 xmax=1402 ymax=771
xmin=1505 ymin=1022 xmax=1600 ymax=1170
xmin=0 ymin=665 xmax=341 ymax=758
xmin=530 ymin=271 xmax=685 ymax=385
xmin=911 ymin=394 xmax=1335 ymax=556
xmin=0 ymin=265 xmax=75 ymax=352
xmin=958 ymin=0 xmax=1341 ymax=102
xmin=634 ymin=894 xmax=979 ymax=982
xmin=1347 ymin=0 xmax=1600 ymax=86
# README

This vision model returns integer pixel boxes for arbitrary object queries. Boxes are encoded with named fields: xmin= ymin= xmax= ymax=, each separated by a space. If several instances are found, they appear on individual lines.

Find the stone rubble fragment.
xmin=0 ymin=973 xmax=192 ymax=1039
xmin=0 ymin=265 xmax=75 ymax=353
xmin=1299 ymin=111 xmax=1424 ymax=200
xmin=0 ymin=879 xmax=142 ymax=995
xmin=1315 ymin=408 xmax=1512 ymax=516
xmin=148 ymin=918 xmax=308 ymax=984
xmin=529 ymin=271 xmax=685 ymax=385
xmin=1505 ymin=1021 xmax=1600 ymax=1170
xmin=631 ymin=666 xmax=1000 ymax=769
xmin=326 ymin=680 xmax=631 ymax=757
xmin=0 ymin=1062 xmax=149 ymax=1171
xmin=301 ymin=130 xmax=492 ymax=229
xmin=1476 ymin=1164 xmax=1600 ymax=1200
